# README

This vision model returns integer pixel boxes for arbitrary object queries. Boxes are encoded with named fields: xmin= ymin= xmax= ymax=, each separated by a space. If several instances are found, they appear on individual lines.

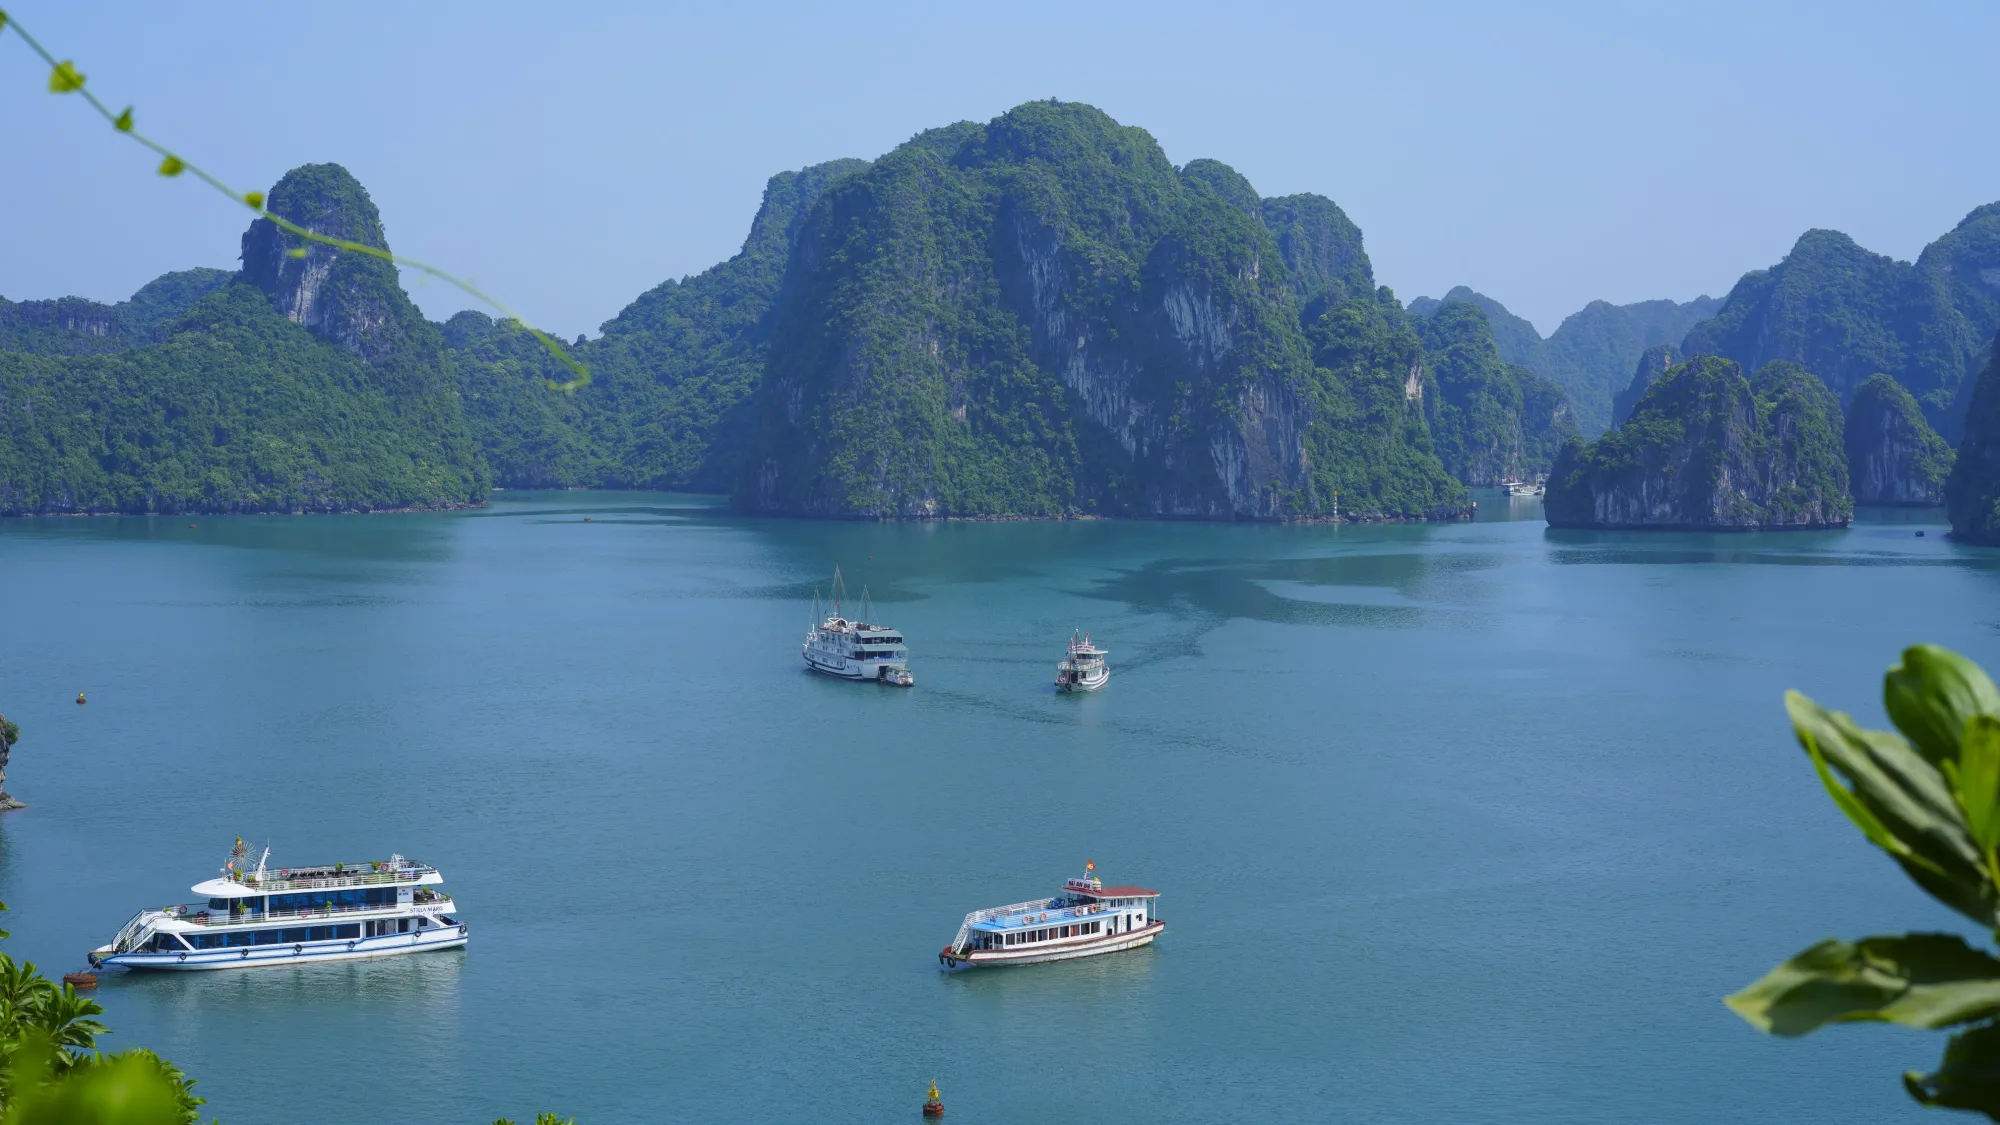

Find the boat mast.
xmin=860 ymin=585 xmax=874 ymax=627
xmin=831 ymin=565 xmax=846 ymax=619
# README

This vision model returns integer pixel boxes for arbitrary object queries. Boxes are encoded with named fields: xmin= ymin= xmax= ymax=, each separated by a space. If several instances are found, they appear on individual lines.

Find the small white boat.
xmin=88 ymin=838 xmax=467 ymax=971
xmin=938 ymin=864 xmax=1162 ymax=970
xmin=1501 ymin=478 xmax=1545 ymax=498
xmin=1054 ymin=630 xmax=1110 ymax=693
xmin=802 ymin=567 xmax=913 ymax=686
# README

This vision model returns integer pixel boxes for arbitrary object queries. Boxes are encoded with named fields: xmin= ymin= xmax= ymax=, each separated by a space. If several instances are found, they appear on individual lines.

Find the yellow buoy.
xmin=922 ymin=1080 xmax=943 ymax=1117
xmin=75 ymin=692 xmax=86 ymax=705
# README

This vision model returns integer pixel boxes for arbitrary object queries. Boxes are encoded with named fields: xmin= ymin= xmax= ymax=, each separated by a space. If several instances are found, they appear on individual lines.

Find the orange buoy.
xmin=922 ymin=1080 xmax=943 ymax=1117
xmin=62 ymin=972 xmax=96 ymax=989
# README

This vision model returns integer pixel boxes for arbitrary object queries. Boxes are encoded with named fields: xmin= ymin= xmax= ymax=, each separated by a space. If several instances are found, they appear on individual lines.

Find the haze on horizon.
xmin=1 ymin=0 xmax=1991 ymax=340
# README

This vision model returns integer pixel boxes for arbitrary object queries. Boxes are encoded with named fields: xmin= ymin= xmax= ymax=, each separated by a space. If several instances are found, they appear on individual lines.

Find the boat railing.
xmin=951 ymin=897 xmax=1059 ymax=954
xmin=225 ymin=865 xmax=435 ymax=893
xmin=166 ymin=897 xmax=452 ymax=927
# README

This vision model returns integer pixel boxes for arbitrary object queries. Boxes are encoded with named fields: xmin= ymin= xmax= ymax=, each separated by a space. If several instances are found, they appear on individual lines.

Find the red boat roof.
xmin=1067 ymin=882 xmax=1157 ymax=898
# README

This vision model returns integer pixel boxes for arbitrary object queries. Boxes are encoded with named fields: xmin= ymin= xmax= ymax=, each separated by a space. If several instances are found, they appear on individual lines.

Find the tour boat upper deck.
xmin=90 ymin=840 xmax=468 ymax=971
xmin=940 ymin=867 xmax=1162 ymax=970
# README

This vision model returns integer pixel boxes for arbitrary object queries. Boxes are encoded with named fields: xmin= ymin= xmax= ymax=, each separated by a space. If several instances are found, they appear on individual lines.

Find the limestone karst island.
xmin=4 ymin=5 xmax=2000 ymax=1125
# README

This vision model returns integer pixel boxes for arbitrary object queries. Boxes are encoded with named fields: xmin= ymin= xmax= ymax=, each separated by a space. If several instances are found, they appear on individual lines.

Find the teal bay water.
xmin=1 ymin=492 xmax=1997 ymax=1123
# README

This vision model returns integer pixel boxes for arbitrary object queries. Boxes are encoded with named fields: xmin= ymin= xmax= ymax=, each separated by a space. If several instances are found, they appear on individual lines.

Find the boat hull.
xmin=92 ymin=925 xmax=468 ymax=971
xmin=939 ymin=920 xmax=1162 ymax=970
xmin=804 ymin=650 xmax=912 ymax=685
xmin=1056 ymin=668 xmax=1110 ymax=693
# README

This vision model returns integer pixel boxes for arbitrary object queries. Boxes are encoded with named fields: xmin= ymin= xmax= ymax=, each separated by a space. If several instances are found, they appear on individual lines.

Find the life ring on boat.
xmin=177 ymin=952 xmax=186 ymax=962
xmin=347 ymin=941 xmax=356 ymax=950
xmin=458 ymin=924 xmax=468 ymax=936
xmin=239 ymin=950 xmax=248 ymax=958
xmin=293 ymin=944 xmax=303 ymax=954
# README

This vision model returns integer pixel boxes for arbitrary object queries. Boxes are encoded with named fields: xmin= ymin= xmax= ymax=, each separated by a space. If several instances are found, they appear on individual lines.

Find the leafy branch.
xmin=0 ymin=8 xmax=590 ymax=391
xmin=1730 ymin=645 xmax=2000 ymax=1117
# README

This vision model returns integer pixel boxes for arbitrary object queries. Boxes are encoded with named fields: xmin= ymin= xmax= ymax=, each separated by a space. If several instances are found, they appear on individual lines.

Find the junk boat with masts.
xmin=802 ymin=566 xmax=914 ymax=686
xmin=938 ymin=862 xmax=1162 ymax=969
xmin=87 ymin=837 xmax=468 ymax=971
xmin=1054 ymin=630 xmax=1110 ymax=693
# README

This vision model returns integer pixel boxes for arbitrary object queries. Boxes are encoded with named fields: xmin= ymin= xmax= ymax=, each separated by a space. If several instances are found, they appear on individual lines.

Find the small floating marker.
xmin=188 ymin=523 xmax=196 ymax=529
xmin=76 ymin=691 xmax=86 ymax=705
xmin=62 ymin=971 xmax=97 ymax=989
xmin=583 ymin=517 xmax=592 ymax=523
xmin=1916 ymin=530 xmax=1926 ymax=537
xmin=922 ymin=1080 xmax=943 ymax=1117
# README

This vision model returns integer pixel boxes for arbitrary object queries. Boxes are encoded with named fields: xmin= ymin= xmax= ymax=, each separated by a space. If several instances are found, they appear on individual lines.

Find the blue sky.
xmin=1 ymin=0 xmax=1993 ymax=338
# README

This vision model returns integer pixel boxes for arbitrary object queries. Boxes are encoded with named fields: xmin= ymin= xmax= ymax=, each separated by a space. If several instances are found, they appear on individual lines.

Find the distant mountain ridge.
xmin=0 ymin=104 xmax=1612 ymax=520
xmin=1409 ymin=286 xmax=1720 ymax=437
xmin=1682 ymin=205 xmax=2000 ymax=441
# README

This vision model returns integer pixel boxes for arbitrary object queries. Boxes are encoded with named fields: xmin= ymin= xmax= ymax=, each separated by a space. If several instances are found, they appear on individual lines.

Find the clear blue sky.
xmin=2 ymin=0 xmax=1993 ymax=338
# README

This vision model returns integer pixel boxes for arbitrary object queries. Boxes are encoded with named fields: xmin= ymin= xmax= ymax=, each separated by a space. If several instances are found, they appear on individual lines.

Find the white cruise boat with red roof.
xmin=938 ymin=863 xmax=1162 ymax=970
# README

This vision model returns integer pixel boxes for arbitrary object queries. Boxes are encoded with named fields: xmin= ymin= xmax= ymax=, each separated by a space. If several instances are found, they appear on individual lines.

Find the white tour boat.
xmin=802 ymin=567 xmax=914 ymax=686
xmin=1054 ymin=630 xmax=1110 ymax=693
xmin=938 ymin=864 xmax=1162 ymax=970
xmin=88 ymin=839 xmax=468 ymax=971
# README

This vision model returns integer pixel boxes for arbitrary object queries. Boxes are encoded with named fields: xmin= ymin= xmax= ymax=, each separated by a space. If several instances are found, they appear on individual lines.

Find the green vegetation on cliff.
xmin=1413 ymin=301 xmax=1575 ymax=485
xmin=739 ymin=101 xmax=1465 ymax=519
xmin=443 ymin=159 xmax=869 ymax=490
xmin=1545 ymin=356 xmax=1850 ymax=529
xmin=0 ymin=164 xmax=485 ymax=514
xmin=1947 ymin=337 xmax=2000 ymax=543
xmin=0 ymin=268 xmax=231 ymax=356
xmin=1410 ymin=286 xmax=1718 ymax=437
xmin=1684 ymin=206 xmax=2000 ymax=440
xmin=1846 ymin=372 xmax=1953 ymax=506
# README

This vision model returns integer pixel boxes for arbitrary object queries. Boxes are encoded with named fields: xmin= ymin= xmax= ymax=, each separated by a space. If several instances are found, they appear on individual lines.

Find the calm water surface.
xmin=2 ymin=492 xmax=1996 ymax=1123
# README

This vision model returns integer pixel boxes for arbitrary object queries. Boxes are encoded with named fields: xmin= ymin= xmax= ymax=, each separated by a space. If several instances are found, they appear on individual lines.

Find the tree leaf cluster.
xmin=1729 ymin=646 xmax=2000 ymax=1119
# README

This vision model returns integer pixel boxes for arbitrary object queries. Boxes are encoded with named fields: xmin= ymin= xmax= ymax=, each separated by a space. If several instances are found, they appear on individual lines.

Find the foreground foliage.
xmin=1729 ymin=646 xmax=2000 ymax=1118
xmin=0 ymin=904 xmax=202 ymax=1124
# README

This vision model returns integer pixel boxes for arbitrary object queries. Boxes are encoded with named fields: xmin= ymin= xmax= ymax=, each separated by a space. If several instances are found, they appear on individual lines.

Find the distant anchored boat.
xmin=938 ymin=863 xmax=1162 ymax=969
xmin=802 ymin=566 xmax=914 ymax=686
xmin=1054 ymin=630 xmax=1110 ymax=693
xmin=89 ymin=838 xmax=468 ymax=971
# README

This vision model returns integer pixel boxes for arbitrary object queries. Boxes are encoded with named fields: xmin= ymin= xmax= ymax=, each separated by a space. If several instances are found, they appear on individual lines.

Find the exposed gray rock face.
xmin=239 ymin=163 xmax=431 ymax=374
xmin=1613 ymin=344 xmax=1678 ymax=426
xmin=1846 ymin=372 xmax=1953 ymax=505
xmin=1545 ymin=357 xmax=1851 ymax=530
xmin=1947 ymin=336 xmax=2000 ymax=543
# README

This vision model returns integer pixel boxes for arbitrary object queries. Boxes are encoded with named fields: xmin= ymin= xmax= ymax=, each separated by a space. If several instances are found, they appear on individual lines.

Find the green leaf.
xmin=1951 ymin=715 xmax=2000 ymax=860
xmin=1906 ymin=1021 xmax=2000 ymax=1116
xmin=1727 ymin=933 xmax=2000 ymax=1036
xmin=1787 ymin=691 xmax=1994 ymax=925
xmin=113 ymin=107 xmax=132 ymax=132
xmin=156 ymin=155 xmax=184 ymax=177
xmin=1887 ymin=645 xmax=2000 ymax=767
xmin=47 ymin=60 xmax=84 ymax=93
